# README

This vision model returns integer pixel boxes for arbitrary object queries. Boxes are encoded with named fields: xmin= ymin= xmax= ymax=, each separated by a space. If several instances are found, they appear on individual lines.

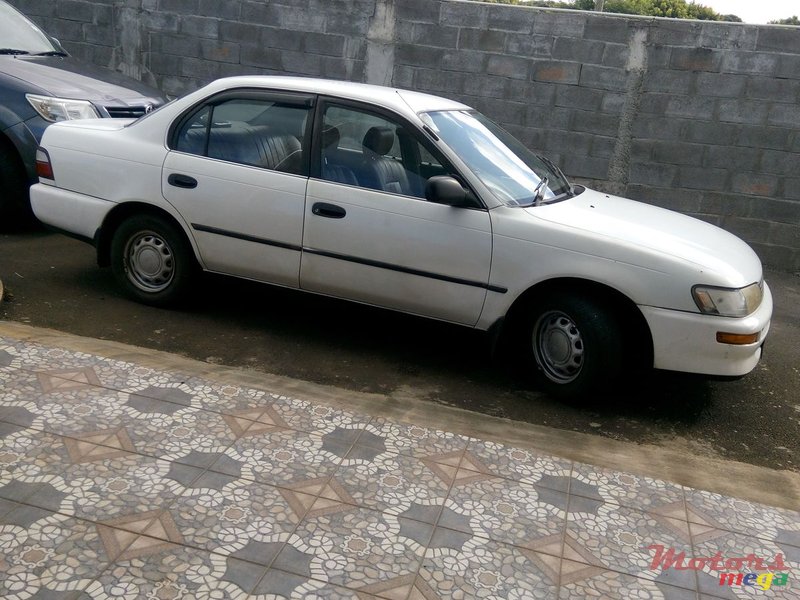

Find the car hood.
xmin=0 ymin=55 xmax=164 ymax=105
xmin=525 ymin=188 xmax=763 ymax=287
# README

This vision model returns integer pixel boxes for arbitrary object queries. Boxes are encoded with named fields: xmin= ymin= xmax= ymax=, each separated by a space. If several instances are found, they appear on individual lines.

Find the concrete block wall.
xmin=12 ymin=0 xmax=800 ymax=270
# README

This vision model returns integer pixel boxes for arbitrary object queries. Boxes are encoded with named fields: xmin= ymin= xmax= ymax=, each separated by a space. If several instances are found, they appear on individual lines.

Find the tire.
xmin=110 ymin=214 xmax=197 ymax=307
xmin=520 ymin=292 xmax=624 ymax=400
xmin=0 ymin=140 xmax=33 ymax=228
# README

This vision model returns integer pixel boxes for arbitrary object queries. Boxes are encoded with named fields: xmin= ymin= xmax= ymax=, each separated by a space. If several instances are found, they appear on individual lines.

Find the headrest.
xmin=362 ymin=126 xmax=394 ymax=156
xmin=322 ymin=125 xmax=340 ymax=149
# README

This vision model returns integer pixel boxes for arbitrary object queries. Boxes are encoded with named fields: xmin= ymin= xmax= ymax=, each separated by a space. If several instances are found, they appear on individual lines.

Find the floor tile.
xmin=86 ymin=538 xmax=258 ymax=599
xmin=89 ymin=358 xmax=194 ymax=393
xmin=0 ymin=340 xmax=105 ymax=372
xmin=268 ymin=396 xmax=374 ymax=435
xmin=0 ymin=508 xmax=109 ymax=599
xmin=559 ymin=564 xmax=699 ymax=599
xmin=567 ymin=501 xmax=695 ymax=582
xmin=571 ymin=461 xmax=686 ymax=511
xmin=467 ymin=437 xmax=573 ymax=484
xmin=225 ymin=427 xmax=345 ymax=487
xmin=419 ymin=536 xmax=556 ymax=599
xmin=326 ymin=446 xmax=451 ymax=516
xmin=252 ymin=567 xmax=372 ymax=598
xmin=288 ymin=505 xmax=431 ymax=590
xmin=443 ymin=475 xmax=567 ymax=550
xmin=173 ymin=378 xmax=273 ymax=415
xmin=0 ymin=364 xmax=49 ymax=404
xmin=2 ymin=444 xmax=192 ymax=525
xmin=362 ymin=418 xmax=471 ymax=460
xmin=0 ymin=426 xmax=70 ymax=480
xmin=684 ymin=487 xmax=800 ymax=541
xmin=170 ymin=476 xmax=304 ymax=554
xmin=692 ymin=528 xmax=799 ymax=598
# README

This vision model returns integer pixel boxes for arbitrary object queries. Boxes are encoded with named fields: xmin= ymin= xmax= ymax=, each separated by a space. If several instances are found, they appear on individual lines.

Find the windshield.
xmin=422 ymin=109 xmax=574 ymax=207
xmin=0 ymin=1 xmax=60 ymax=55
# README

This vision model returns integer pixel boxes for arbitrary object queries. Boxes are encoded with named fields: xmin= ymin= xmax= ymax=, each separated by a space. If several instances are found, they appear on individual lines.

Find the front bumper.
xmin=640 ymin=282 xmax=772 ymax=377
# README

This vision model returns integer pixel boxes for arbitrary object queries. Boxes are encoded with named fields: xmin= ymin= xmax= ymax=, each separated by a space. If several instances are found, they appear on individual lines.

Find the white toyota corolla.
xmin=30 ymin=76 xmax=772 ymax=398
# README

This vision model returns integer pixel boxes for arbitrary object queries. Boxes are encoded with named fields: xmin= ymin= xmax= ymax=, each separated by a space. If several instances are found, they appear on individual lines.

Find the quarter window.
xmin=173 ymin=96 xmax=310 ymax=175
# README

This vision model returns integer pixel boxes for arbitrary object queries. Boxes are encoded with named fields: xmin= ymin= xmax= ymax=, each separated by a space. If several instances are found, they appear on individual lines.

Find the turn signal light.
xmin=35 ymin=147 xmax=54 ymax=180
xmin=716 ymin=331 xmax=760 ymax=345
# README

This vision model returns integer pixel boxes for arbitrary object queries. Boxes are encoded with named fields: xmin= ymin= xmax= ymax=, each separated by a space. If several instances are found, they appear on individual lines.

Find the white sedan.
xmin=30 ymin=76 xmax=771 ymax=398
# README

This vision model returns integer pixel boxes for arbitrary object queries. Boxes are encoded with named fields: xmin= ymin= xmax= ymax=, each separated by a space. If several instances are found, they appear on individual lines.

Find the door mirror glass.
xmin=425 ymin=176 xmax=469 ymax=207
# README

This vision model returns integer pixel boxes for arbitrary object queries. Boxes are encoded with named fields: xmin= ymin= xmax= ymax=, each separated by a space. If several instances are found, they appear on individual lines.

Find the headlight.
xmin=692 ymin=282 xmax=763 ymax=317
xmin=26 ymin=94 xmax=100 ymax=122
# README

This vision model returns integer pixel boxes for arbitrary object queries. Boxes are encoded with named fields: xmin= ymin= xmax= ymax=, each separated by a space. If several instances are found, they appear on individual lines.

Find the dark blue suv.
xmin=0 ymin=0 xmax=166 ymax=225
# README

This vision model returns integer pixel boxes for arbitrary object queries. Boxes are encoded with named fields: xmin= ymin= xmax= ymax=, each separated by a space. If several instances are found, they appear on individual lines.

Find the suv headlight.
xmin=26 ymin=94 xmax=100 ymax=122
xmin=692 ymin=282 xmax=763 ymax=317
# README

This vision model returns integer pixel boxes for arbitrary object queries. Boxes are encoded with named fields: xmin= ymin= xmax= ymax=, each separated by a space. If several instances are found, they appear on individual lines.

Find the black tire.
xmin=519 ymin=292 xmax=625 ymax=400
xmin=0 ymin=139 xmax=34 ymax=228
xmin=110 ymin=214 xmax=197 ymax=307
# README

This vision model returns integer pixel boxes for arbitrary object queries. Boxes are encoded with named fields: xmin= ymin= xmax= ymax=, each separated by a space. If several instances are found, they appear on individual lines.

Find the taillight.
xmin=35 ymin=147 xmax=54 ymax=180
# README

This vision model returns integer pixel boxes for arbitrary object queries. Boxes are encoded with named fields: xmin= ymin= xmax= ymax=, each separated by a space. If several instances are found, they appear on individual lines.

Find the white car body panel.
xmin=529 ymin=189 xmax=762 ymax=291
xmin=162 ymin=152 xmax=306 ymax=287
xmin=302 ymin=179 xmax=492 ymax=325
xmin=29 ymin=75 xmax=772 ymax=379
xmin=29 ymin=184 xmax=111 ymax=240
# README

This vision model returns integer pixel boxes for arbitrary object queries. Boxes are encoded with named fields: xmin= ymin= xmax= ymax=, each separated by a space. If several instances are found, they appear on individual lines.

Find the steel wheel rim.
xmin=124 ymin=230 xmax=175 ymax=293
xmin=532 ymin=310 xmax=584 ymax=383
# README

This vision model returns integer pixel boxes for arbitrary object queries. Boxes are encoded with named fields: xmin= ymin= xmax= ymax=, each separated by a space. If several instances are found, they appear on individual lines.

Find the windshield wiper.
xmin=0 ymin=48 xmax=30 ymax=55
xmin=33 ymin=50 xmax=68 ymax=56
xmin=537 ymin=154 xmax=575 ymax=198
xmin=532 ymin=176 xmax=549 ymax=207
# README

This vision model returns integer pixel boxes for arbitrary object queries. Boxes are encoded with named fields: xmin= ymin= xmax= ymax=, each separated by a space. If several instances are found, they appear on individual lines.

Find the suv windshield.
xmin=0 ymin=1 xmax=60 ymax=55
xmin=422 ymin=109 xmax=575 ymax=207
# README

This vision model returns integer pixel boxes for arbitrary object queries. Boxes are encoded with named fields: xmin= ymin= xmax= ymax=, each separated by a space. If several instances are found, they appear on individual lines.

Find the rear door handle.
xmin=168 ymin=174 xmax=198 ymax=189
xmin=311 ymin=202 xmax=346 ymax=219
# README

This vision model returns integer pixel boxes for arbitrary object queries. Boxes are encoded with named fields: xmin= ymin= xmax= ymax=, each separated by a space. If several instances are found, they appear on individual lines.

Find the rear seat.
xmin=182 ymin=122 xmax=303 ymax=174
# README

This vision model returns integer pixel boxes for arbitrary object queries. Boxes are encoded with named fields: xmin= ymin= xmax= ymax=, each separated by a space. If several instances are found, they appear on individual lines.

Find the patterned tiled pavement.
xmin=0 ymin=334 xmax=798 ymax=599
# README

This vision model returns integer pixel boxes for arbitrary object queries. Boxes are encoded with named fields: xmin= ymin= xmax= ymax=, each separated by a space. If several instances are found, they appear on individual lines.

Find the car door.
xmin=162 ymin=89 xmax=313 ymax=288
xmin=300 ymin=100 xmax=493 ymax=326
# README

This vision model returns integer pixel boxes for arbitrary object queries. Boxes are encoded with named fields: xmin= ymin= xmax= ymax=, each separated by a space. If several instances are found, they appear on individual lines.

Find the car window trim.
xmin=310 ymin=96 xmax=486 ymax=210
xmin=167 ymin=87 xmax=316 ymax=177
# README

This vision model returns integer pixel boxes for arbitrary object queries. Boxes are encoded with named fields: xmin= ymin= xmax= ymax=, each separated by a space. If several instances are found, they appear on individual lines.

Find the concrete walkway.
xmin=0 ymin=320 xmax=798 ymax=599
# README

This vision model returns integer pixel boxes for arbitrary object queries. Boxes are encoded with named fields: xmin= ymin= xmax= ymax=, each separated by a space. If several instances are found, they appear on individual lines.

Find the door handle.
xmin=168 ymin=174 xmax=198 ymax=189
xmin=311 ymin=202 xmax=346 ymax=219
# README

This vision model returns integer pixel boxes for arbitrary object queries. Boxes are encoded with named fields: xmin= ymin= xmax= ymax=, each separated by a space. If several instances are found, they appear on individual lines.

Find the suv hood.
xmin=526 ymin=188 xmax=762 ymax=287
xmin=1 ymin=55 xmax=164 ymax=106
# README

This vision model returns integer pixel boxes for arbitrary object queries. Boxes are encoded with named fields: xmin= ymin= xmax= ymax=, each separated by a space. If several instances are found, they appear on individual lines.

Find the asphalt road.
xmin=1 ymin=228 xmax=799 ymax=472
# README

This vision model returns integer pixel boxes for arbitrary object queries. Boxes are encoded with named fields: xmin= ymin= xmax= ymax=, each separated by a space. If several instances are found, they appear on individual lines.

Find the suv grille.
xmin=105 ymin=106 xmax=150 ymax=119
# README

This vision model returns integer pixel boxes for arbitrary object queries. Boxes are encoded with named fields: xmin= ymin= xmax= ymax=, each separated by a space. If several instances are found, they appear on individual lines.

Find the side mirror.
xmin=425 ymin=176 xmax=471 ymax=207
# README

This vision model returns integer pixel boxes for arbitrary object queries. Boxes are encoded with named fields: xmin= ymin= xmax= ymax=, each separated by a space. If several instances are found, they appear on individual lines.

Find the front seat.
xmin=321 ymin=126 xmax=359 ymax=186
xmin=361 ymin=126 xmax=410 ymax=195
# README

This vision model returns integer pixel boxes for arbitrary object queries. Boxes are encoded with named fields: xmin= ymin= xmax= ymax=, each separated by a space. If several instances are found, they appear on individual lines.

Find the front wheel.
xmin=110 ymin=215 xmax=196 ymax=306
xmin=521 ymin=293 xmax=624 ymax=400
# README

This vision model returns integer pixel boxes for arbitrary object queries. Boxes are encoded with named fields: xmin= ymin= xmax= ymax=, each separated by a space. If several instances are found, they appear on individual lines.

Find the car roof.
xmin=198 ymin=76 xmax=471 ymax=116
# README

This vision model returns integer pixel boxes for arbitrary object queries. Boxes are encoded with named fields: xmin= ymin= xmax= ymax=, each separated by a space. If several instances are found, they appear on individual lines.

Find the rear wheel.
xmin=110 ymin=215 xmax=196 ymax=306
xmin=521 ymin=292 xmax=624 ymax=400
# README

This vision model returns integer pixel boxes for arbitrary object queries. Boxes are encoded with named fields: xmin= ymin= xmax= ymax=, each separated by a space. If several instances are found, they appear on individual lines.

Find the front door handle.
xmin=311 ymin=202 xmax=346 ymax=219
xmin=168 ymin=173 xmax=198 ymax=189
